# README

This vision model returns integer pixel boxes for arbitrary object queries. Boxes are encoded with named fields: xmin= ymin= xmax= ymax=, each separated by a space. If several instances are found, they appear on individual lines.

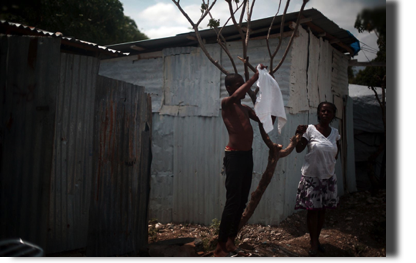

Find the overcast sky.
xmin=118 ymin=0 xmax=386 ymax=62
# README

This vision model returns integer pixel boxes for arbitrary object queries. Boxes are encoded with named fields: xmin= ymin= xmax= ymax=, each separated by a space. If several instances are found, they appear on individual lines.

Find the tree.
xmin=172 ymin=0 xmax=309 ymax=230
xmin=352 ymin=6 xmax=386 ymax=194
xmin=352 ymin=6 xmax=386 ymax=87
xmin=354 ymin=6 xmax=386 ymax=62
xmin=0 ymin=0 xmax=148 ymax=45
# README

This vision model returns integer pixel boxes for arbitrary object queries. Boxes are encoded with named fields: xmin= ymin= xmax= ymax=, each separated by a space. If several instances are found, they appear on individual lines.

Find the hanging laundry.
xmin=254 ymin=64 xmax=287 ymax=134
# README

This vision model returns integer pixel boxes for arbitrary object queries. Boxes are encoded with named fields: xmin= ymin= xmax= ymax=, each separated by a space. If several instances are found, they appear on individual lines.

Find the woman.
xmin=294 ymin=102 xmax=341 ymax=256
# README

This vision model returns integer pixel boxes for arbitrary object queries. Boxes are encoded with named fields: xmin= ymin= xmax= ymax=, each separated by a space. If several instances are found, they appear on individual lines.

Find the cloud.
xmin=303 ymin=0 xmax=361 ymax=32
xmin=136 ymin=3 xmax=184 ymax=27
xmin=136 ymin=2 xmax=217 ymax=38
xmin=143 ymin=26 xmax=191 ymax=39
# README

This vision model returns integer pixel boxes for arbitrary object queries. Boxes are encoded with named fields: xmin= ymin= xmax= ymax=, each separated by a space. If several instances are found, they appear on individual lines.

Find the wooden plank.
xmin=307 ymin=29 xmax=321 ymax=108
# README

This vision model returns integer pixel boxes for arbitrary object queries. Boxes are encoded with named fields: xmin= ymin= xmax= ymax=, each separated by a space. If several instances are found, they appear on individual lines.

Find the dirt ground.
xmin=145 ymin=189 xmax=386 ymax=257
xmin=48 ymin=189 xmax=385 ymax=257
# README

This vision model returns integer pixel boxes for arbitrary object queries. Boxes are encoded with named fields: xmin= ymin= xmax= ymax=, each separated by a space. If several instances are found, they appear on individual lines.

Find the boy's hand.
xmin=254 ymin=64 xmax=267 ymax=79
xmin=258 ymin=63 xmax=267 ymax=70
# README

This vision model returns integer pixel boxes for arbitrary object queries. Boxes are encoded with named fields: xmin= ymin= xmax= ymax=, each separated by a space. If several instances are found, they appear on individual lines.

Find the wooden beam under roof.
xmin=303 ymin=20 xmax=354 ymax=56
xmin=130 ymin=45 xmax=145 ymax=51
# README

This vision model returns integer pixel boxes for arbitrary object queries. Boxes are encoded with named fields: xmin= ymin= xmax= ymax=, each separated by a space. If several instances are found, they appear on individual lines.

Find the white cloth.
xmin=301 ymin=125 xmax=341 ymax=179
xmin=254 ymin=64 xmax=286 ymax=134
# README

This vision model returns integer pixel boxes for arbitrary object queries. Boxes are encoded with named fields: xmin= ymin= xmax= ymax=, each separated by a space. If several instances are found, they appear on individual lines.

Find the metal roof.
xmin=0 ymin=20 xmax=129 ymax=58
xmin=107 ymin=8 xmax=359 ymax=56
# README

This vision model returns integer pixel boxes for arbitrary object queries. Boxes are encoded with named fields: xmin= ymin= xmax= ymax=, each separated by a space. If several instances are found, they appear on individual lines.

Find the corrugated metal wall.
xmin=1 ymin=36 xmax=152 ymax=255
xmin=47 ymin=53 xmax=99 ymax=253
xmin=99 ymin=30 xmax=352 ymax=226
xmin=172 ymin=116 xmax=228 ymax=224
xmin=161 ymin=46 xmax=221 ymax=117
xmin=0 ymin=36 xmax=61 ymax=250
xmin=87 ymin=76 xmax=152 ymax=256
xmin=100 ymin=54 xmax=164 ymax=113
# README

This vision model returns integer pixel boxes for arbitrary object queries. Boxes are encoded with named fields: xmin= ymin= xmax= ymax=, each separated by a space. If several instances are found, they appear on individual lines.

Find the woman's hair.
xmin=317 ymin=101 xmax=337 ymax=122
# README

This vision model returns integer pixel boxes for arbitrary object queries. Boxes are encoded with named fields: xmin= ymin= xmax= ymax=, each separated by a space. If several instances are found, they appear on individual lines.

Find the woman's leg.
xmin=317 ymin=209 xmax=326 ymax=252
xmin=317 ymin=209 xmax=326 ymax=238
xmin=307 ymin=210 xmax=319 ymax=250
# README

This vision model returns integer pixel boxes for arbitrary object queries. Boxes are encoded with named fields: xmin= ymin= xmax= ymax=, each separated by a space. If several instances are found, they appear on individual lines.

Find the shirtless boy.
xmin=214 ymin=65 xmax=266 ymax=257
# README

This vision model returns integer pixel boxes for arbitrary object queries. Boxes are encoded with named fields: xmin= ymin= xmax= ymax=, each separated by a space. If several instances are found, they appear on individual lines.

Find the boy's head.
xmin=225 ymin=73 xmax=244 ymax=96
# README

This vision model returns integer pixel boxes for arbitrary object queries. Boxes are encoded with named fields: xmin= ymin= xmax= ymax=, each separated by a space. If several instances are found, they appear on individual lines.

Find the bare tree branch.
xmin=172 ymin=0 xmax=230 ymax=75
xmin=266 ymin=0 xmax=282 ymax=58
xmin=226 ymin=0 xmax=246 ymax=40
xmin=237 ymin=56 xmax=256 ymax=73
xmin=242 ymin=0 xmax=256 ymax=81
xmin=272 ymin=0 xmax=309 ymax=74
xmin=268 ymin=0 xmax=288 ymax=72
xmin=239 ymin=0 xmax=248 ymax=27
xmin=196 ymin=0 xmax=217 ymax=26
xmin=205 ymin=0 xmax=240 ymax=73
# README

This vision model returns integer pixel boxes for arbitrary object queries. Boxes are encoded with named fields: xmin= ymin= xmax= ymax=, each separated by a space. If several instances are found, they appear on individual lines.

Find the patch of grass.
xmin=210 ymin=218 xmax=221 ymax=235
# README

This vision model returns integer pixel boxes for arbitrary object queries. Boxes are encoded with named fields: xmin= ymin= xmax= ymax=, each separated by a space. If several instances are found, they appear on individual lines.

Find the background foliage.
xmin=350 ymin=6 xmax=386 ymax=87
xmin=0 ymin=0 xmax=148 ymax=45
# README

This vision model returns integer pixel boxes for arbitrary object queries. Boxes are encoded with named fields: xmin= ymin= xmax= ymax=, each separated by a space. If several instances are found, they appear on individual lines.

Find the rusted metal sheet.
xmin=0 ymin=36 xmax=61 ymax=249
xmin=47 ymin=53 xmax=99 ymax=254
xmin=87 ymin=76 xmax=151 ymax=256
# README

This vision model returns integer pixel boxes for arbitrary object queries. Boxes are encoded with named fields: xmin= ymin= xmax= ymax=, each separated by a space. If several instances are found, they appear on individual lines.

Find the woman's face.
xmin=318 ymin=104 xmax=335 ymax=123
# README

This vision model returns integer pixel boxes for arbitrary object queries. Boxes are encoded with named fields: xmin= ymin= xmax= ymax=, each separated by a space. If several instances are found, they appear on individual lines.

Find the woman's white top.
xmin=301 ymin=124 xmax=341 ymax=179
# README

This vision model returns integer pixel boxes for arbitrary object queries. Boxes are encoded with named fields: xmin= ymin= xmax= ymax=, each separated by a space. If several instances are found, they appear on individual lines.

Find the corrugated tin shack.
xmin=100 ymin=8 xmax=358 ymax=227
xmin=0 ymin=21 xmax=152 ymax=256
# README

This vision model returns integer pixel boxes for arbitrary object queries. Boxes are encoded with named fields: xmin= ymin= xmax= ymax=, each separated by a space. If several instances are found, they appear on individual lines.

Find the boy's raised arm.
xmin=222 ymin=64 xmax=266 ymax=108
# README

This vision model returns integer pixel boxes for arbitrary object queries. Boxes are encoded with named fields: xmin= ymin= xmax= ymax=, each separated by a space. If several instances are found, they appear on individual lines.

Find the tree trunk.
xmin=238 ymin=126 xmax=302 ymax=231
xmin=367 ymin=76 xmax=386 ymax=196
